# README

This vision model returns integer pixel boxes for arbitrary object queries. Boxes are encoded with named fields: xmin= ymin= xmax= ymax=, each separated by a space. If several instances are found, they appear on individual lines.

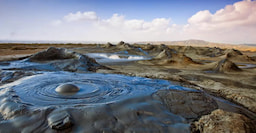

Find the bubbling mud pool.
xmin=0 ymin=71 xmax=192 ymax=107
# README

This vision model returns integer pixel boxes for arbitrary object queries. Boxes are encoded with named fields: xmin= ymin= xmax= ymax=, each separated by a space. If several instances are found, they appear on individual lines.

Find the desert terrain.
xmin=0 ymin=41 xmax=255 ymax=133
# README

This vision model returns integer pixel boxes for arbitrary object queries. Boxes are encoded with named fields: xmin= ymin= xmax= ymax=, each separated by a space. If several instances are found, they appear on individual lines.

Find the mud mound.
xmin=154 ymin=49 xmax=172 ymax=59
xmin=153 ymin=49 xmax=198 ymax=65
xmin=137 ymin=44 xmax=171 ymax=53
xmin=116 ymin=41 xmax=135 ymax=49
xmin=191 ymin=109 xmax=256 ymax=133
xmin=206 ymin=47 xmax=225 ymax=57
xmin=169 ymin=53 xmax=198 ymax=65
xmin=225 ymin=49 xmax=254 ymax=62
xmin=225 ymin=49 xmax=243 ymax=56
xmin=194 ymin=47 xmax=224 ymax=57
xmin=29 ymin=47 xmax=77 ymax=61
xmin=183 ymin=46 xmax=198 ymax=54
xmin=102 ymin=42 xmax=114 ymax=48
xmin=137 ymin=43 xmax=155 ymax=50
xmin=170 ymin=46 xmax=225 ymax=58
xmin=210 ymin=59 xmax=242 ymax=73
xmin=27 ymin=47 xmax=103 ymax=72
xmin=252 ymin=56 xmax=256 ymax=61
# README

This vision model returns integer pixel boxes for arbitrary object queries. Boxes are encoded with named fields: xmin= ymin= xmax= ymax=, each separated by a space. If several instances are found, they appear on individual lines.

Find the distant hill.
xmin=242 ymin=44 xmax=256 ymax=47
xmin=139 ymin=40 xmax=256 ymax=52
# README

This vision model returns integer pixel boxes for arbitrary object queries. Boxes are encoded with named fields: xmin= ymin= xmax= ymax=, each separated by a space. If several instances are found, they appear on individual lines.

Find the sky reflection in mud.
xmin=86 ymin=53 xmax=151 ymax=64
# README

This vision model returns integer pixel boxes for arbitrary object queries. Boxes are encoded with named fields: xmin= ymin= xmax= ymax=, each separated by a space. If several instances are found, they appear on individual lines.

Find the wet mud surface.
xmin=3 ymin=72 xmax=184 ymax=107
xmin=0 ymin=44 xmax=256 ymax=133
xmin=0 ymin=72 xmax=194 ymax=132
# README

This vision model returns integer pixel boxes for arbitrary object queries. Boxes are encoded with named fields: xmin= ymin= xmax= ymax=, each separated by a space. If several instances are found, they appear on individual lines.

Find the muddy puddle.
xmin=86 ymin=53 xmax=151 ymax=65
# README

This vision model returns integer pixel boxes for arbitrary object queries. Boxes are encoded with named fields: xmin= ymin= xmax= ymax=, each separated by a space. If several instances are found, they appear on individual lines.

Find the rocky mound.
xmin=225 ymin=49 xmax=254 ymax=62
xmin=154 ymin=89 xmax=218 ymax=121
xmin=28 ymin=47 xmax=104 ymax=72
xmin=191 ymin=109 xmax=256 ymax=133
xmin=210 ymin=59 xmax=242 ymax=73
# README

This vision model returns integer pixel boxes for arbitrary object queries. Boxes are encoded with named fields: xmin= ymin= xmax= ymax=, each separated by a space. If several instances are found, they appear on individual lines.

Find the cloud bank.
xmin=43 ymin=0 xmax=256 ymax=43
xmin=185 ymin=0 xmax=256 ymax=43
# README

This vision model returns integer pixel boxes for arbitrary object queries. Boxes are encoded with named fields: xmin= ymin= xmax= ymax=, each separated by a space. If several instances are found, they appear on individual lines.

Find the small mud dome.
xmin=55 ymin=84 xmax=80 ymax=94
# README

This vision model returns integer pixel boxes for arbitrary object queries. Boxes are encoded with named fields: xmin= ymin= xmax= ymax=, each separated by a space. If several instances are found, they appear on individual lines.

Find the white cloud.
xmin=187 ymin=1 xmax=256 ymax=29
xmin=100 ymin=14 xmax=125 ymax=28
xmin=188 ymin=10 xmax=212 ymax=24
xmin=98 ymin=14 xmax=171 ymax=32
xmin=63 ymin=11 xmax=98 ymax=22
xmin=144 ymin=18 xmax=171 ymax=31
xmin=124 ymin=19 xmax=145 ymax=30
xmin=184 ymin=0 xmax=256 ymax=43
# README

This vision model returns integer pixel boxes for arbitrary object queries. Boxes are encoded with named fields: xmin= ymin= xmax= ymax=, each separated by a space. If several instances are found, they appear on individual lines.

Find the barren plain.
xmin=0 ymin=42 xmax=255 ymax=133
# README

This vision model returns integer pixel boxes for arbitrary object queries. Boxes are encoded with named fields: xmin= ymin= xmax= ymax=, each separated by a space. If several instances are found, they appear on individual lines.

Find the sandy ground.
xmin=0 ymin=43 xmax=256 ymax=132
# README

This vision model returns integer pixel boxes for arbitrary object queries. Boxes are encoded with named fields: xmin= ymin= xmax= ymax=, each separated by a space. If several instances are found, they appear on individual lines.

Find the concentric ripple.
xmin=0 ymin=72 xmax=191 ymax=107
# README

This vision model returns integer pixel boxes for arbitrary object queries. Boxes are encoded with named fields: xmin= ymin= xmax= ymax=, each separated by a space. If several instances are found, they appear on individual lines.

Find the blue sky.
xmin=1 ymin=0 xmax=240 ymax=23
xmin=0 ymin=0 xmax=255 ymax=44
